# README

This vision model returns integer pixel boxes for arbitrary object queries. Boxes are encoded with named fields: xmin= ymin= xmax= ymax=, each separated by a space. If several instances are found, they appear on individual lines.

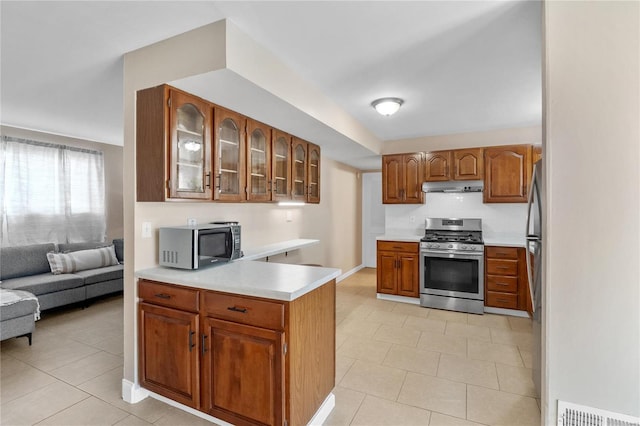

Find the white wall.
xmin=545 ymin=1 xmax=639 ymax=422
xmin=385 ymin=193 xmax=527 ymax=240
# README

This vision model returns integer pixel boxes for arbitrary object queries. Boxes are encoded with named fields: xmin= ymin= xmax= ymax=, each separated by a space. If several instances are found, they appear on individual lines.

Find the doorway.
xmin=362 ymin=172 xmax=385 ymax=267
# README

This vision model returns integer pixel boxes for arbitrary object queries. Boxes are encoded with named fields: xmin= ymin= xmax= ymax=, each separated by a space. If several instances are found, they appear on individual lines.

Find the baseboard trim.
xmin=308 ymin=392 xmax=336 ymax=425
xmin=483 ymin=306 xmax=531 ymax=318
xmin=121 ymin=379 xmax=149 ymax=404
xmin=376 ymin=293 xmax=420 ymax=305
xmin=337 ymin=264 xmax=365 ymax=283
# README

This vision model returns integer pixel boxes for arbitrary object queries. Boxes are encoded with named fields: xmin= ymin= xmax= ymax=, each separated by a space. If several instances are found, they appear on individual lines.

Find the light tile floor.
xmin=0 ymin=268 xmax=539 ymax=425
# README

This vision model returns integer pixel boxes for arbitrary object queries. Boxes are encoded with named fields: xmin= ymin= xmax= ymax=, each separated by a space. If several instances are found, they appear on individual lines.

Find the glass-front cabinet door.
xmin=291 ymin=137 xmax=307 ymax=201
xmin=307 ymin=143 xmax=321 ymax=203
xmin=246 ymin=119 xmax=271 ymax=202
xmin=271 ymin=130 xmax=291 ymax=201
xmin=169 ymin=89 xmax=212 ymax=200
xmin=214 ymin=108 xmax=246 ymax=201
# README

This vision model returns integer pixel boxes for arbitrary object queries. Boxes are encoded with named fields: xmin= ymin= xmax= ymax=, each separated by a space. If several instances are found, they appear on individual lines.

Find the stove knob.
xmin=448 ymin=244 xmax=453 ymax=249
xmin=461 ymin=245 xmax=467 ymax=250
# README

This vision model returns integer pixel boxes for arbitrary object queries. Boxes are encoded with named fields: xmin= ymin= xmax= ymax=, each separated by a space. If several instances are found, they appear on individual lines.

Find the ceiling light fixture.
xmin=371 ymin=97 xmax=404 ymax=116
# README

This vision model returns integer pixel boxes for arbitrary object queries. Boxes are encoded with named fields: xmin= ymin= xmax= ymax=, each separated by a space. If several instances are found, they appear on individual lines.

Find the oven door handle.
xmin=421 ymin=249 xmax=484 ymax=258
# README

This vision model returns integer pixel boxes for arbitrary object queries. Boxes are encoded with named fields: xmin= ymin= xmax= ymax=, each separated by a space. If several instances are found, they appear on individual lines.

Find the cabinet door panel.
xmin=404 ymin=153 xmax=424 ymax=203
xmin=397 ymin=254 xmax=419 ymax=297
xmin=202 ymin=318 xmax=284 ymax=426
xmin=376 ymin=251 xmax=398 ymax=294
xmin=214 ymin=108 xmax=246 ymax=201
xmin=382 ymin=155 xmax=403 ymax=204
xmin=291 ymin=138 xmax=307 ymax=201
xmin=425 ymin=151 xmax=451 ymax=182
xmin=307 ymin=143 xmax=321 ymax=203
xmin=453 ymin=148 xmax=484 ymax=180
xmin=484 ymin=145 xmax=531 ymax=203
xmin=272 ymin=130 xmax=291 ymax=201
xmin=246 ymin=119 xmax=272 ymax=202
xmin=139 ymin=303 xmax=200 ymax=408
xmin=169 ymin=89 xmax=213 ymax=200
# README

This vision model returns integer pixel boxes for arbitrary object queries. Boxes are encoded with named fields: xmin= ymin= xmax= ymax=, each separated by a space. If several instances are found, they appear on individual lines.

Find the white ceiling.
xmin=1 ymin=1 xmax=542 ymax=170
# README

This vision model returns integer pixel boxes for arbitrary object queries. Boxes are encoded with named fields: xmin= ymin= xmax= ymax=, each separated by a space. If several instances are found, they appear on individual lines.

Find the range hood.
xmin=422 ymin=180 xmax=484 ymax=193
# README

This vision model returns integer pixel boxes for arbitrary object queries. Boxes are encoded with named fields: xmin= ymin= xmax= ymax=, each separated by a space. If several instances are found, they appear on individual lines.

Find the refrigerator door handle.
xmin=525 ymin=241 xmax=537 ymax=314
xmin=525 ymin=163 xmax=539 ymax=314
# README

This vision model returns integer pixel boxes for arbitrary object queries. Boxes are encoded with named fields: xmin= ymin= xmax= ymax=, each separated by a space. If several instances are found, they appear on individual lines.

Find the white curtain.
xmin=0 ymin=136 xmax=106 ymax=246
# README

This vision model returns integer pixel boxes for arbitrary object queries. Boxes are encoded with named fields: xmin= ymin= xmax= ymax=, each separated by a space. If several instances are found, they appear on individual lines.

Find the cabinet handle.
xmin=392 ymin=246 xmax=403 ymax=249
xmin=496 ymin=282 xmax=510 ymax=286
xmin=227 ymin=306 xmax=247 ymax=313
xmin=497 ymin=298 xmax=510 ymax=303
xmin=202 ymin=334 xmax=208 ymax=354
xmin=188 ymin=331 xmax=195 ymax=352
xmin=154 ymin=293 xmax=171 ymax=299
xmin=267 ymin=180 xmax=272 ymax=193
xmin=496 ymin=252 xmax=509 ymax=256
xmin=205 ymin=172 xmax=212 ymax=189
xmin=216 ymin=173 xmax=221 ymax=191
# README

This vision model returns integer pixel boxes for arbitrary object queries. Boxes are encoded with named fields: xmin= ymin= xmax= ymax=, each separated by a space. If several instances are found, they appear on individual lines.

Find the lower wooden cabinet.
xmin=376 ymin=241 xmax=420 ymax=298
xmin=484 ymin=246 xmax=531 ymax=311
xmin=138 ymin=279 xmax=335 ymax=426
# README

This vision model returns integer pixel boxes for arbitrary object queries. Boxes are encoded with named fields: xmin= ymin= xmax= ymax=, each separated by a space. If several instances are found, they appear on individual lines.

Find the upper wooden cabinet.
xmin=424 ymin=151 xmax=451 ymax=182
xmin=483 ymin=145 xmax=532 ymax=203
xmin=137 ymin=85 xmax=213 ymax=201
xmin=453 ymin=148 xmax=484 ymax=180
xmin=291 ymin=137 xmax=308 ymax=202
xmin=307 ymin=143 xmax=321 ymax=204
xmin=246 ymin=119 xmax=272 ymax=202
xmin=424 ymin=148 xmax=484 ymax=182
xmin=271 ymin=130 xmax=292 ymax=202
xmin=382 ymin=153 xmax=424 ymax=204
xmin=214 ymin=107 xmax=246 ymax=202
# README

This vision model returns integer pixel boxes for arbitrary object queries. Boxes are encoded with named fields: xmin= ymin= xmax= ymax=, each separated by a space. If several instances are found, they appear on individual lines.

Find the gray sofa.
xmin=0 ymin=239 xmax=124 ymax=311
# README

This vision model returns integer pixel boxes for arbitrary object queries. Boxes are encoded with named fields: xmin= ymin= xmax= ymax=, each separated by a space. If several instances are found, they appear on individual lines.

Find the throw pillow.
xmin=47 ymin=245 xmax=119 ymax=275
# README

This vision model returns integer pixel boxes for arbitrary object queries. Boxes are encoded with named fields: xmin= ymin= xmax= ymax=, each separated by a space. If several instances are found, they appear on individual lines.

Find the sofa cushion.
xmin=73 ymin=264 xmax=123 ymax=285
xmin=0 ymin=274 xmax=84 ymax=296
xmin=47 ymin=246 xmax=119 ymax=274
xmin=0 ymin=298 xmax=39 ymax=321
xmin=57 ymin=241 xmax=111 ymax=253
xmin=113 ymin=239 xmax=124 ymax=263
xmin=0 ymin=243 xmax=56 ymax=280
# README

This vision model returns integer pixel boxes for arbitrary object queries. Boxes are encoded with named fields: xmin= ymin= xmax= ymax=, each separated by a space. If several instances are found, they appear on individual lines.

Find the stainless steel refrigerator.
xmin=526 ymin=159 xmax=543 ymax=398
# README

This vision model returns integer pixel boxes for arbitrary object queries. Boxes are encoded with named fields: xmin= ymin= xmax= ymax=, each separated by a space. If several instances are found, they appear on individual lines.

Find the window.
xmin=1 ymin=136 xmax=106 ymax=246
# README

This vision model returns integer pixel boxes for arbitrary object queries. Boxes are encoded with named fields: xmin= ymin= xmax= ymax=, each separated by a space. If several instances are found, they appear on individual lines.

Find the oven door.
xmin=420 ymin=249 xmax=484 ymax=301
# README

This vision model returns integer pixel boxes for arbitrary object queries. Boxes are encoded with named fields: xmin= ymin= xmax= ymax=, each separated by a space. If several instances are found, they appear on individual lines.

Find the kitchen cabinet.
xmin=214 ymin=107 xmax=247 ymax=202
xmin=382 ymin=153 xmax=424 ymax=204
xmin=272 ymin=130 xmax=292 ymax=202
xmin=424 ymin=151 xmax=451 ymax=182
xmin=136 ymin=85 xmax=213 ymax=201
xmin=246 ymin=118 xmax=272 ymax=202
xmin=138 ymin=278 xmax=335 ymax=426
xmin=376 ymin=241 xmax=420 ymax=297
xmin=307 ymin=142 xmax=321 ymax=204
xmin=138 ymin=280 xmax=201 ymax=408
xmin=483 ymin=145 xmax=532 ymax=203
xmin=424 ymin=148 xmax=484 ymax=182
xmin=484 ymin=246 xmax=531 ymax=311
xmin=453 ymin=148 xmax=484 ymax=180
xmin=291 ymin=137 xmax=308 ymax=202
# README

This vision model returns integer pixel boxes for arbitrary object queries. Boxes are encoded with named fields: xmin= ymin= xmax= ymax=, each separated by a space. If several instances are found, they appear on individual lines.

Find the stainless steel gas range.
xmin=419 ymin=218 xmax=485 ymax=314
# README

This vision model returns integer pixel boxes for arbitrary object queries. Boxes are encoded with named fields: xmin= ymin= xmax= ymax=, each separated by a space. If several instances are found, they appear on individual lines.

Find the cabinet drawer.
xmin=485 ymin=246 xmax=519 ymax=259
xmin=486 ymin=259 xmax=518 ymax=276
xmin=203 ymin=292 xmax=285 ymax=331
xmin=486 ymin=292 xmax=519 ymax=309
xmin=139 ymin=280 xmax=199 ymax=312
xmin=486 ymin=275 xmax=518 ymax=293
xmin=377 ymin=241 xmax=418 ymax=253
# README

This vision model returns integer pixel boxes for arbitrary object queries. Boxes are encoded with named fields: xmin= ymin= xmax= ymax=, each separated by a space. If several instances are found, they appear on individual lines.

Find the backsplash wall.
xmin=385 ymin=192 xmax=528 ymax=239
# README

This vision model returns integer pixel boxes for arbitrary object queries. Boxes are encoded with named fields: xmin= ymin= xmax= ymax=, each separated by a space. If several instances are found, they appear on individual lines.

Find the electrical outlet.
xmin=142 ymin=222 xmax=152 ymax=239
xmin=187 ymin=218 xmax=197 ymax=227
xmin=410 ymin=216 xmax=416 ymax=223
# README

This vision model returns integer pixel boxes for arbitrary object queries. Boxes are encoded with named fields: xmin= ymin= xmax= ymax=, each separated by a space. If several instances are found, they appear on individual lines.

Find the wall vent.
xmin=558 ymin=401 xmax=640 ymax=426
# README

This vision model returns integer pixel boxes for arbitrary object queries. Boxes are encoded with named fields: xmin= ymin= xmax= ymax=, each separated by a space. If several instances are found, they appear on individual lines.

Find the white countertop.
xmin=239 ymin=239 xmax=319 ymax=261
xmin=136 ymin=261 xmax=341 ymax=302
xmin=376 ymin=234 xmax=423 ymax=242
xmin=483 ymin=234 xmax=526 ymax=248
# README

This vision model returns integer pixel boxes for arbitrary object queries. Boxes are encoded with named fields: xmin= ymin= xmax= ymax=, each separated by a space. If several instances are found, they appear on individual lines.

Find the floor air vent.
xmin=558 ymin=401 xmax=640 ymax=426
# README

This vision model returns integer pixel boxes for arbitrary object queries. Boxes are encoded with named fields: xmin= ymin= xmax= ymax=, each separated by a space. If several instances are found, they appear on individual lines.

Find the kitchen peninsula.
xmin=135 ymin=258 xmax=340 ymax=426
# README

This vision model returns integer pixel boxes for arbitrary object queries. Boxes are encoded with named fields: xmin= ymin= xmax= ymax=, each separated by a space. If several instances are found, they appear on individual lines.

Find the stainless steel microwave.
xmin=158 ymin=223 xmax=242 ymax=269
